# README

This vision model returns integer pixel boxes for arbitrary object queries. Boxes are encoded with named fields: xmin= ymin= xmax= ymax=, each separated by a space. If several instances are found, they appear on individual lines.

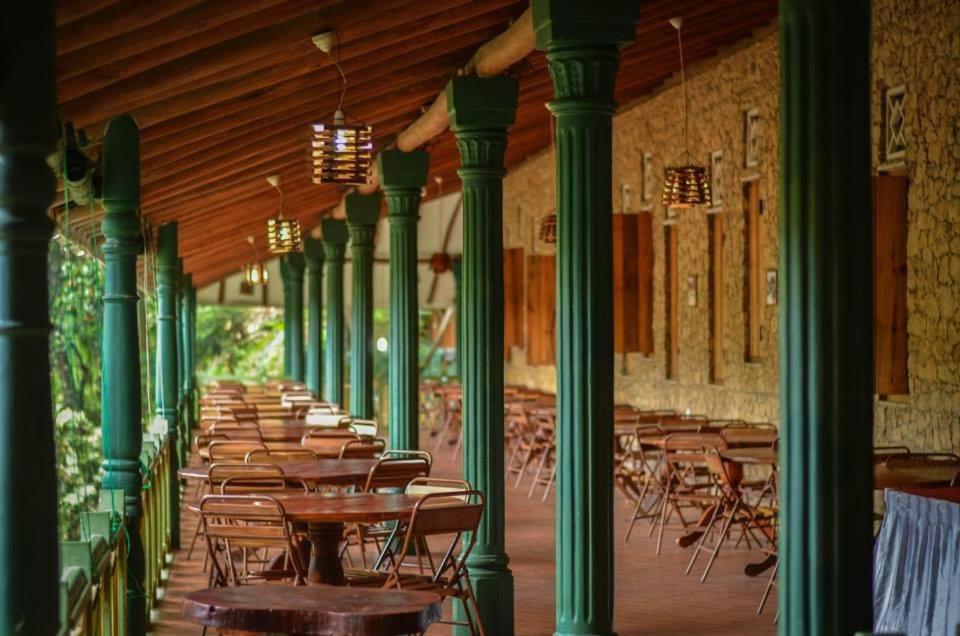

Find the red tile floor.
xmin=153 ymin=443 xmax=777 ymax=635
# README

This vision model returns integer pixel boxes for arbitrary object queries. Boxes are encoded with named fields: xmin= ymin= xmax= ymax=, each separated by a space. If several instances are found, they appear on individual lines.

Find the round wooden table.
xmin=273 ymin=492 xmax=421 ymax=586
xmin=179 ymin=458 xmax=377 ymax=488
xmin=719 ymin=447 xmax=778 ymax=464
xmin=182 ymin=585 xmax=442 ymax=636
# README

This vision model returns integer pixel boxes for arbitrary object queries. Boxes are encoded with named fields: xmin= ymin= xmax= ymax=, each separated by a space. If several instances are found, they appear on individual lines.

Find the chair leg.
xmin=186 ymin=515 xmax=203 ymax=560
xmin=528 ymin=447 xmax=551 ymax=499
xmin=655 ymin=480 xmax=673 ymax=555
xmin=541 ymin=461 xmax=557 ymax=502
xmin=684 ymin=500 xmax=723 ymax=576
xmin=757 ymin=559 xmax=778 ymax=615
xmin=700 ymin=499 xmax=740 ymax=583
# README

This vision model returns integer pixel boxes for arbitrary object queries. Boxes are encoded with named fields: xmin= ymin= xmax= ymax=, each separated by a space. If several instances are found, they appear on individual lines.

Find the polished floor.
xmin=152 ymin=443 xmax=777 ymax=635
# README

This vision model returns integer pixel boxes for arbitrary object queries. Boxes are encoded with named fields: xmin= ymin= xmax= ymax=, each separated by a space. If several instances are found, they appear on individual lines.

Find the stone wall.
xmin=501 ymin=0 xmax=959 ymax=453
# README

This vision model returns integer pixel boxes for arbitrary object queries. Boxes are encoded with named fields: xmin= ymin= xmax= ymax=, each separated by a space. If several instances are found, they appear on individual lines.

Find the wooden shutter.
xmin=873 ymin=175 xmax=909 ymax=395
xmin=503 ymin=248 xmax=525 ymax=359
xmin=709 ymin=213 xmax=724 ymax=383
xmin=526 ymin=254 xmax=556 ymax=365
xmin=744 ymin=180 xmax=764 ymax=361
xmin=613 ymin=214 xmax=641 ymax=353
xmin=638 ymin=213 xmax=654 ymax=355
xmin=665 ymin=226 xmax=678 ymax=379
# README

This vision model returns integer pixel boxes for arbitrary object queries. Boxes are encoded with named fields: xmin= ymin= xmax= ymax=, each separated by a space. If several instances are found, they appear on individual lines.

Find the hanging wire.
xmin=676 ymin=22 xmax=690 ymax=157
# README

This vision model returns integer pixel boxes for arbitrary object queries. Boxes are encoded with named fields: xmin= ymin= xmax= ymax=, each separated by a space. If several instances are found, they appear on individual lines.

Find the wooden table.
xmin=198 ymin=439 xmax=361 ymax=460
xmin=275 ymin=492 xmax=420 ymax=585
xmin=179 ymin=458 xmax=377 ymax=488
xmin=637 ymin=428 xmax=777 ymax=449
xmin=873 ymin=463 xmax=959 ymax=490
xmin=719 ymin=447 xmax=778 ymax=465
xmin=182 ymin=585 xmax=442 ymax=635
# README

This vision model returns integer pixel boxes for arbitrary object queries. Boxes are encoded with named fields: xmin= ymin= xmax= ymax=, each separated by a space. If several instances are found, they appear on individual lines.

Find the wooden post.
xmin=778 ymin=1 xmax=874 ymax=633
xmin=303 ymin=238 xmax=325 ymax=397
xmin=532 ymin=1 xmax=638 ymax=633
xmin=446 ymin=74 xmax=519 ymax=635
xmin=321 ymin=220 xmax=349 ymax=406
xmin=0 ymin=4 xmax=60 ymax=631
xmin=281 ymin=253 xmax=306 ymax=382
xmin=100 ymin=115 xmax=147 ymax=635
xmin=155 ymin=222 xmax=181 ymax=548
xmin=379 ymin=149 xmax=429 ymax=450
xmin=345 ymin=193 xmax=381 ymax=419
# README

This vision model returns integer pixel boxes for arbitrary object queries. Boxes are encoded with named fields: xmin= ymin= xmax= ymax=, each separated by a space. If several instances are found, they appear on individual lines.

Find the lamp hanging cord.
xmin=676 ymin=22 xmax=689 ymax=157
xmin=331 ymin=53 xmax=347 ymax=113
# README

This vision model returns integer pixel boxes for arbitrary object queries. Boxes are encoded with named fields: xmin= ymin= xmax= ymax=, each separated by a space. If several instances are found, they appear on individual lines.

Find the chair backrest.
xmin=199 ymin=494 xmax=305 ymax=585
xmin=363 ymin=456 xmax=432 ymax=492
xmin=405 ymin=477 xmax=472 ymax=500
xmin=208 ymin=462 xmax=284 ymax=487
xmin=348 ymin=418 xmax=380 ymax=438
xmin=381 ymin=449 xmax=433 ymax=467
xmin=388 ymin=490 xmax=484 ymax=590
xmin=208 ymin=425 xmax=264 ymax=442
xmin=300 ymin=429 xmax=359 ymax=452
xmin=305 ymin=411 xmax=352 ymax=427
xmin=245 ymin=448 xmax=320 ymax=464
xmin=659 ymin=415 xmax=709 ymax=433
xmin=338 ymin=438 xmax=386 ymax=459
xmin=207 ymin=440 xmax=267 ymax=462
xmin=884 ymin=453 xmax=960 ymax=484
xmin=874 ymin=446 xmax=912 ymax=463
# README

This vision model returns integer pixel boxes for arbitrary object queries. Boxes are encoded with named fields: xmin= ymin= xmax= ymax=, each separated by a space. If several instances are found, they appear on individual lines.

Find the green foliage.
xmin=195 ymin=304 xmax=284 ymax=383
xmin=49 ymin=239 xmax=104 ymax=539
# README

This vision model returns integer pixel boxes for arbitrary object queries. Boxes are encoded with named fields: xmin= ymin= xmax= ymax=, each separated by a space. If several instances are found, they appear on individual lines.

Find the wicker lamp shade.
xmin=311 ymin=110 xmax=373 ymax=185
xmin=243 ymin=262 xmax=269 ymax=285
xmin=267 ymin=217 xmax=302 ymax=254
xmin=662 ymin=164 xmax=711 ymax=208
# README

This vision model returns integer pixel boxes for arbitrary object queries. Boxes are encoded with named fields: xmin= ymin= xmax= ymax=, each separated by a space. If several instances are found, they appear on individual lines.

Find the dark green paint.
xmin=155 ymin=222 xmax=181 ymax=548
xmin=281 ymin=252 xmax=306 ymax=382
xmin=0 ymin=4 xmax=60 ymax=632
xmin=344 ymin=193 xmax=381 ymax=419
xmin=183 ymin=277 xmax=197 ymax=432
xmin=446 ymin=74 xmax=518 ymax=636
xmin=304 ymin=238 xmax=325 ymax=396
xmin=175 ymin=257 xmax=187 ymax=467
xmin=533 ymin=1 xmax=637 ymax=633
xmin=379 ymin=149 xmax=429 ymax=450
xmin=450 ymin=257 xmax=462 ymax=378
xmin=321 ymin=219 xmax=349 ymax=405
xmin=778 ymin=1 xmax=874 ymax=634
xmin=100 ymin=115 xmax=147 ymax=636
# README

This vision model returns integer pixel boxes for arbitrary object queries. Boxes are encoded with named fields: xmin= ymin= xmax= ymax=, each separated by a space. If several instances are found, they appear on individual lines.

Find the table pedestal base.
xmin=307 ymin=521 xmax=346 ymax=585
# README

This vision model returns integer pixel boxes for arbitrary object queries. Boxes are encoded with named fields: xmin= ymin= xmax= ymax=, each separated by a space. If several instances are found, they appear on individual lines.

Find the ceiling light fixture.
xmin=265 ymin=175 xmax=302 ymax=254
xmin=310 ymin=31 xmax=373 ymax=186
xmin=662 ymin=17 xmax=711 ymax=210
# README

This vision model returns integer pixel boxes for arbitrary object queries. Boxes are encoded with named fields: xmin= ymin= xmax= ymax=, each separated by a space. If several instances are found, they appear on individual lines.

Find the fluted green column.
xmin=304 ymin=238 xmax=325 ymax=396
xmin=99 ymin=115 xmax=147 ymax=635
xmin=779 ymin=2 xmax=874 ymax=634
xmin=450 ymin=257 xmax=462 ymax=378
xmin=446 ymin=75 xmax=518 ymax=635
xmin=321 ymin=220 xmax=349 ymax=405
xmin=0 ymin=4 xmax=59 ymax=632
xmin=345 ymin=193 xmax=381 ymax=419
xmin=155 ymin=222 xmax=181 ymax=548
xmin=379 ymin=150 xmax=429 ymax=450
xmin=281 ymin=253 xmax=306 ymax=382
xmin=180 ymin=272 xmax=195 ymax=438
xmin=175 ymin=257 xmax=187 ymax=466
xmin=533 ymin=3 xmax=637 ymax=634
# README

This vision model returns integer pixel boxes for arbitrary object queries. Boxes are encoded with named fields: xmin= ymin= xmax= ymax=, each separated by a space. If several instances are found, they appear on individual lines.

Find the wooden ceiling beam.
xmin=56 ymin=0 xmax=119 ymax=27
xmin=56 ymin=0 xmax=206 ymax=55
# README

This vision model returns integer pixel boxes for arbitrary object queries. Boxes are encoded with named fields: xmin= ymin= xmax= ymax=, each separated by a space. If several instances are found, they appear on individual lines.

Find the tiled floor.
xmin=152 ymin=445 xmax=777 ymax=635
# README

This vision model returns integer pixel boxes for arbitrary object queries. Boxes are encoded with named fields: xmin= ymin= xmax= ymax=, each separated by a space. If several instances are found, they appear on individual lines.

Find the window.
xmin=709 ymin=214 xmax=724 ymax=382
xmin=873 ymin=174 xmax=909 ymax=395
xmin=526 ymin=254 xmax=556 ymax=366
xmin=664 ymin=225 xmax=678 ymax=379
xmin=743 ymin=180 xmax=763 ymax=361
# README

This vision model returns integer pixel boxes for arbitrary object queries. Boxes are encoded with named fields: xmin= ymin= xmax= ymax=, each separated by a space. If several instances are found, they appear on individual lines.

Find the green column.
xmin=281 ymin=253 xmax=306 ymax=382
xmin=183 ymin=278 xmax=197 ymax=430
xmin=155 ymin=222 xmax=181 ymax=548
xmin=175 ymin=258 xmax=187 ymax=467
xmin=451 ymin=257 xmax=462 ymax=378
xmin=778 ymin=1 xmax=874 ymax=634
xmin=180 ymin=272 xmax=195 ymax=436
xmin=100 ymin=115 xmax=147 ymax=635
xmin=304 ymin=238 xmax=325 ymax=396
xmin=379 ymin=150 xmax=429 ymax=450
xmin=344 ymin=193 xmax=381 ymax=419
xmin=446 ymin=75 xmax=518 ymax=635
xmin=321 ymin=220 xmax=349 ymax=405
xmin=532 ymin=2 xmax=637 ymax=634
xmin=0 ymin=4 xmax=59 ymax=632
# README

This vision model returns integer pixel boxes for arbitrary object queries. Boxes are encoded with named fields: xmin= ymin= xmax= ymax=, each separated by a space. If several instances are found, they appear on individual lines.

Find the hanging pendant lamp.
xmin=265 ymin=175 xmax=302 ymax=254
xmin=310 ymin=31 xmax=373 ymax=185
xmin=662 ymin=17 xmax=711 ymax=210
xmin=243 ymin=235 xmax=269 ymax=285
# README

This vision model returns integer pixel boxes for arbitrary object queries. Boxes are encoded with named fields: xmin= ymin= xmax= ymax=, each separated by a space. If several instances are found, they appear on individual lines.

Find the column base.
xmin=453 ymin=554 xmax=514 ymax=635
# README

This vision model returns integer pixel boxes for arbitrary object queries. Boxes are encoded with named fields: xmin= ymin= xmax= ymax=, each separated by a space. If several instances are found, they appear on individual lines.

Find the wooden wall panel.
xmin=709 ymin=213 xmax=724 ymax=383
xmin=503 ymin=247 xmax=525 ymax=359
xmin=613 ymin=215 xmax=641 ymax=353
xmin=665 ymin=226 xmax=678 ymax=379
xmin=743 ymin=180 xmax=763 ymax=361
xmin=526 ymin=254 xmax=556 ymax=366
xmin=873 ymin=175 xmax=909 ymax=396
xmin=637 ymin=213 xmax=654 ymax=355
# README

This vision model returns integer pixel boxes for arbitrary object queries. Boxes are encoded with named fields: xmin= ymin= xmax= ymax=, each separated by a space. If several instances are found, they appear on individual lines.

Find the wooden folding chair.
xmin=653 ymin=433 xmax=719 ymax=555
xmin=300 ymin=429 xmax=359 ymax=453
xmin=338 ymin=438 xmax=386 ymax=459
xmin=244 ymin=448 xmax=320 ymax=464
xmin=200 ymin=494 xmax=307 ymax=587
xmin=348 ymin=418 xmax=380 ymax=439
xmin=207 ymin=440 xmax=267 ymax=463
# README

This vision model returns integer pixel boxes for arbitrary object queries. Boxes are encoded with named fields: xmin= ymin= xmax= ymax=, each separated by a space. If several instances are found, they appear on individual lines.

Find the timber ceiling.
xmin=52 ymin=0 xmax=777 ymax=287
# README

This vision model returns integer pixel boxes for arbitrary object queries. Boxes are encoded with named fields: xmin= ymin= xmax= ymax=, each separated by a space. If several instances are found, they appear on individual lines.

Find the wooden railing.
xmin=58 ymin=431 xmax=172 ymax=635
